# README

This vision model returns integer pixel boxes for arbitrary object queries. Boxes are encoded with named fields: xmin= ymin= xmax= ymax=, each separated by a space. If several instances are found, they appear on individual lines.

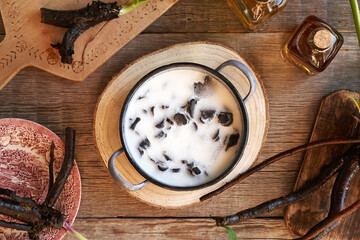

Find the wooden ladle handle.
xmin=0 ymin=36 xmax=24 ymax=91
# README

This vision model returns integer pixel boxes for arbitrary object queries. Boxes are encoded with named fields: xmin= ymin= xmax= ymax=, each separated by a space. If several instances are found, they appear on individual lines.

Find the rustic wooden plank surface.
xmin=0 ymin=0 xmax=359 ymax=239
xmin=63 ymin=218 xmax=293 ymax=240
xmin=148 ymin=0 xmax=356 ymax=33
xmin=0 ymin=0 xmax=358 ymax=34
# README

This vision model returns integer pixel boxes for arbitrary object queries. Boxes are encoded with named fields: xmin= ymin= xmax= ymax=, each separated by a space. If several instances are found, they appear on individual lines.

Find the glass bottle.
xmin=227 ymin=0 xmax=287 ymax=30
xmin=281 ymin=16 xmax=344 ymax=74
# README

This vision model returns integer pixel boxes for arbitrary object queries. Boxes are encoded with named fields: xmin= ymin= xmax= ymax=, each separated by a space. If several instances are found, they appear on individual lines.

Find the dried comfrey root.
xmin=298 ymin=146 xmax=359 ymax=240
xmin=41 ymin=0 xmax=147 ymax=64
xmin=200 ymin=138 xmax=360 ymax=201
xmin=0 ymin=128 xmax=76 ymax=240
xmin=41 ymin=1 xmax=120 ymax=64
xmin=295 ymin=199 xmax=360 ymax=240
xmin=212 ymin=142 xmax=360 ymax=240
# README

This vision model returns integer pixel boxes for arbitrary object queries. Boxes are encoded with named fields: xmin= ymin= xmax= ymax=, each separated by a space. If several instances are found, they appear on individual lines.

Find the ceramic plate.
xmin=0 ymin=118 xmax=81 ymax=239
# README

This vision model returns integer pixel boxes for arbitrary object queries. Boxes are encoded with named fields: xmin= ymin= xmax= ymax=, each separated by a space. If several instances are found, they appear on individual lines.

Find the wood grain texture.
xmin=0 ymin=0 xmax=177 ymax=90
xmin=77 ymin=170 xmax=294 ymax=218
xmin=64 ymin=218 xmax=291 ymax=240
xmin=284 ymin=90 xmax=360 ymax=239
xmin=63 ymin=218 xmax=293 ymax=240
xmin=0 ymin=0 xmax=357 ymax=34
xmin=148 ymin=0 xmax=356 ymax=33
xmin=0 ymin=33 xmax=358 ymax=217
xmin=0 ymin=0 xmax=359 ymax=237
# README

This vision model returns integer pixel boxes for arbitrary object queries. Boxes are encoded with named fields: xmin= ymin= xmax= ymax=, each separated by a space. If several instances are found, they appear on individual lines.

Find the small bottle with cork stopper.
xmin=281 ymin=15 xmax=344 ymax=74
xmin=227 ymin=0 xmax=287 ymax=30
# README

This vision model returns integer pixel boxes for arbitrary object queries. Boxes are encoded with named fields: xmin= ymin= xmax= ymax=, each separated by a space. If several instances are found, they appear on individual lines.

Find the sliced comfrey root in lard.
xmin=124 ymin=70 xmax=243 ymax=187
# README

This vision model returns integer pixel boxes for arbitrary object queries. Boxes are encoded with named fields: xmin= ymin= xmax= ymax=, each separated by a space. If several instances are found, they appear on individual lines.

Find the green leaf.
xmin=222 ymin=226 xmax=238 ymax=240
xmin=350 ymin=0 xmax=360 ymax=47
xmin=120 ymin=0 xmax=148 ymax=15
xmin=350 ymin=96 xmax=360 ymax=113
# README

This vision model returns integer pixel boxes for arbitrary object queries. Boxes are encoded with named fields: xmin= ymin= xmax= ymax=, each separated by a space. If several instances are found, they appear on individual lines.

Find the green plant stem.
xmin=64 ymin=221 xmax=88 ymax=240
xmin=350 ymin=96 xmax=360 ymax=113
xmin=350 ymin=0 xmax=360 ymax=47
xmin=120 ymin=0 xmax=148 ymax=15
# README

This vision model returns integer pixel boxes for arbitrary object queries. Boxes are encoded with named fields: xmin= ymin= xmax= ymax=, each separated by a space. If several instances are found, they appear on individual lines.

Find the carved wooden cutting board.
xmin=284 ymin=90 xmax=360 ymax=239
xmin=0 ymin=0 xmax=178 ymax=90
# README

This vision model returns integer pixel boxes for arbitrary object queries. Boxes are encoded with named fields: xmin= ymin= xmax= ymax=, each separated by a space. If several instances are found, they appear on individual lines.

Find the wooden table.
xmin=0 ymin=0 xmax=359 ymax=239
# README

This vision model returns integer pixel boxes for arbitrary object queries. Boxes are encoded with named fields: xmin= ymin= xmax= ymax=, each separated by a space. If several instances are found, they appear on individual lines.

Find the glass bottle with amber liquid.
xmin=227 ymin=0 xmax=287 ymax=30
xmin=281 ymin=16 xmax=344 ymax=74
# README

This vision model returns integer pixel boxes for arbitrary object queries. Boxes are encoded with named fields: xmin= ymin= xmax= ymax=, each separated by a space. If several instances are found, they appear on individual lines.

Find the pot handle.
xmin=108 ymin=148 xmax=149 ymax=191
xmin=215 ymin=60 xmax=256 ymax=103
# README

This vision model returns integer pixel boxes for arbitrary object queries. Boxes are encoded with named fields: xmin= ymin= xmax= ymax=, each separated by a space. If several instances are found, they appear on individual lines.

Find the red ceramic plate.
xmin=0 ymin=118 xmax=81 ymax=239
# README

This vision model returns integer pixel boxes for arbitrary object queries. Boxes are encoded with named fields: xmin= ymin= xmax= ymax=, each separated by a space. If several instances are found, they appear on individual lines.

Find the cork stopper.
xmin=313 ymin=29 xmax=333 ymax=50
xmin=256 ymin=0 xmax=271 ymax=3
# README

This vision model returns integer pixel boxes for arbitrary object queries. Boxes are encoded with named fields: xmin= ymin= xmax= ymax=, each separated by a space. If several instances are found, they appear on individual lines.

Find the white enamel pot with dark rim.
xmin=108 ymin=60 xmax=256 ymax=191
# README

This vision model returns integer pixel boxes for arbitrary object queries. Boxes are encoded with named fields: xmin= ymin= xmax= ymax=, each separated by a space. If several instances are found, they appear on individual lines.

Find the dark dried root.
xmin=45 ymin=127 xmax=76 ymax=207
xmin=0 ymin=128 xmax=76 ymax=239
xmin=0 ymin=193 xmax=64 ymax=235
xmin=41 ymin=1 xmax=119 ymax=28
xmin=215 ymin=145 xmax=360 ymax=240
xmin=201 ymin=138 xmax=360 ymax=202
xmin=306 ymin=146 xmax=360 ymax=240
xmin=41 ymin=1 xmax=120 ymax=64
xmin=48 ymin=141 xmax=55 ymax=194
xmin=0 ymin=219 xmax=32 ymax=231
xmin=0 ymin=187 xmax=38 ymax=206
xmin=295 ymin=198 xmax=360 ymax=240
xmin=214 ymin=145 xmax=350 ymax=226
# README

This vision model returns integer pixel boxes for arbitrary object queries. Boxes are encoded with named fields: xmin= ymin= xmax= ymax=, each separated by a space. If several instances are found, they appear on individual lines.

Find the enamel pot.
xmin=108 ymin=60 xmax=256 ymax=191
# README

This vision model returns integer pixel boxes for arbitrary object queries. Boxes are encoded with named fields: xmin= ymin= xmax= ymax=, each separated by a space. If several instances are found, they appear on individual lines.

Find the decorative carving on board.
xmin=0 ymin=0 xmax=178 ymax=89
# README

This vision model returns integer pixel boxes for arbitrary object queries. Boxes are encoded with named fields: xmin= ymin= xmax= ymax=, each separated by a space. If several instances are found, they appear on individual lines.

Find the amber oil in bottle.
xmin=281 ymin=16 xmax=344 ymax=74
xmin=227 ymin=0 xmax=287 ymax=30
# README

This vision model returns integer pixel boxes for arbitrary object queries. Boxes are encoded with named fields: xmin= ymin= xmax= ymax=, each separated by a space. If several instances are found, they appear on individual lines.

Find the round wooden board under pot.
xmin=93 ymin=41 xmax=269 ymax=208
